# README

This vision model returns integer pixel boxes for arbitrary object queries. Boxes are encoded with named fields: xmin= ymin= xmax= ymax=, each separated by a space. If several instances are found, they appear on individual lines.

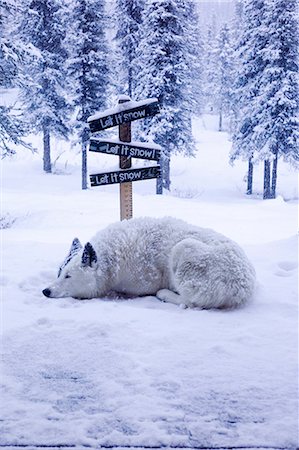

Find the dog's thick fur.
xmin=43 ymin=217 xmax=256 ymax=309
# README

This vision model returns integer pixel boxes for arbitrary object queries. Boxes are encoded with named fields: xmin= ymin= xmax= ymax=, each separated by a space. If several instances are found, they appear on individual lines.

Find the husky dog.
xmin=43 ymin=217 xmax=256 ymax=309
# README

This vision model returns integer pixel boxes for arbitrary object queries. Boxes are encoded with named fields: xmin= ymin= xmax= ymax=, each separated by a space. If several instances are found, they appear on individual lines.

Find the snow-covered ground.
xmin=1 ymin=115 xmax=298 ymax=449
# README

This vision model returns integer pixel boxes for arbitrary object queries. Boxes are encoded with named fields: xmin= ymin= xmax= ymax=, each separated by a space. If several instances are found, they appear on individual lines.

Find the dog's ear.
xmin=81 ymin=242 xmax=97 ymax=268
xmin=70 ymin=237 xmax=82 ymax=254
xmin=58 ymin=238 xmax=83 ymax=277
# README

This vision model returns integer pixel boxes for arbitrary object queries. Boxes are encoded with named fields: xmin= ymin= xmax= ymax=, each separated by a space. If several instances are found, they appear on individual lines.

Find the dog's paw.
xmin=156 ymin=289 xmax=186 ymax=307
xmin=156 ymin=289 xmax=169 ymax=302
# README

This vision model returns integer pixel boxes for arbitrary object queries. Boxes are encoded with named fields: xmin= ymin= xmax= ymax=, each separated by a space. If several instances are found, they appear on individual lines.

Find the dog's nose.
xmin=42 ymin=288 xmax=51 ymax=298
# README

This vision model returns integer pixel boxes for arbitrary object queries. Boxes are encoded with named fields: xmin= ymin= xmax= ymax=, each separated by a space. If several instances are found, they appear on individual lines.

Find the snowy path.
xmin=1 ymin=117 xmax=298 ymax=449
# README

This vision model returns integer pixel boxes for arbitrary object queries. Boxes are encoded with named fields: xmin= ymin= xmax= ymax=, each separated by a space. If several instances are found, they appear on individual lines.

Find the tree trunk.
xmin=219 ymin=106 xmax=223 ymax=132
xmin=156 ymin=156 xmax=163 ymax=195
xmin=43 ymin=124 xmax=51 ymax=173
xmin=162 ymin=154 xmax=171 ymax=191
xmin=128 ymin=65 xmax=132 ymax=99
xmin=81 ymin=88 xmax=89 ymax=190
xmin=246 ymin=157 xmax=253 ymax=195
xmin=263 ymin=159 xmax=271 ymax=199
xmin=82 ymin=138 xmax=87 ymax=190
xmin=271 ymin=148 xmax=278 ymax=199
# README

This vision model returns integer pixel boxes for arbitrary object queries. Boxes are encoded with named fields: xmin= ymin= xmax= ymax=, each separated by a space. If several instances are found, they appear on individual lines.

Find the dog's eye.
xmin=65 ymin=274 xmax=71 ymax=279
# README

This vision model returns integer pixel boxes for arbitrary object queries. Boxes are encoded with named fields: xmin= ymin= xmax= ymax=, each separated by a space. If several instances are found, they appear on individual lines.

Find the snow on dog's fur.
xmin=43 ymin=217 xmax=256 ymax=309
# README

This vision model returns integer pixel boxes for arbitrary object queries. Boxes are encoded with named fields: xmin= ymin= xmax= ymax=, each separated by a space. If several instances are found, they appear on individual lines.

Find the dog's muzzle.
xmin=42 ymin=288 xmax=51 ymax=297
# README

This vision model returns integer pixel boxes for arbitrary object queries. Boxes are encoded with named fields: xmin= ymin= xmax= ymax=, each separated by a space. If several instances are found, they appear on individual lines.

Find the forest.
xmin=0 ymin=0 xmax=298 ymax=198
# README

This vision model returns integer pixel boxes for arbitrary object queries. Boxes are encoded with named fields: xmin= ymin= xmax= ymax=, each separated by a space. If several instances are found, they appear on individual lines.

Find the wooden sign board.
xmin=88 ymin=101 xmax=160 ymax=133
xmin=90 ymin=166 xmax=160 ymax=187
xmin=89 ymin=139 xmax=161 ymax=161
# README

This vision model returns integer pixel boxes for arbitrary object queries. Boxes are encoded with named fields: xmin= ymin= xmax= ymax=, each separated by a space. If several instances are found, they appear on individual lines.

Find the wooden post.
xmin=119 ymin=96 xmax=133 ymax=220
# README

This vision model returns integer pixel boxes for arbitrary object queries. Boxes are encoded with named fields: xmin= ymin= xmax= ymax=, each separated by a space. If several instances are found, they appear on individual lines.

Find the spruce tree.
xmin=135 ymin=0 xmax=196 ymax=192
xmin=17 ymin=0 xmax=70 ymax=173
xmin=215 ymin=23 xmax=235 ymax=132
xmin=229 ymin=0 xmax=244 ymax=134
xmin=0 ymin=0 xmax=32 ymax=156
xmin=66 ymin=0 xmax=110 ymax=189
xmin=256 ymin=0 xmax=299 ymax=198
xmin=202 ymin=22 xmax=219 ymax=114
xmin=231 ymin=0 xmax=298 ymax=199
xmin=114 ymin=0 xmax=144 ymax=98
xmin=183 ymin=1 xmax=203 ymax=117
xmin=0 ymin=0 xmax=17 ymax=88
xmin=0 ymin=105 xmax=32 ymax=157
xmin=230 ymin=0 xmax=268 ymax=196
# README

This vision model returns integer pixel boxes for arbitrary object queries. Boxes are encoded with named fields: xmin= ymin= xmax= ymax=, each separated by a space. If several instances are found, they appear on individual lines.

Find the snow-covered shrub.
xmin=0 ymin=213 xmax=16 ymax=229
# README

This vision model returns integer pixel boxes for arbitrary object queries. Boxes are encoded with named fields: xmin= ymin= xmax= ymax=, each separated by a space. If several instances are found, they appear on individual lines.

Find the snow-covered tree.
xmin=202 ymin=20 xmax=235 ymax=130
xmin=182 ymin=1 xmax=203 ymax=117
xmin=135 ymin=0 xmax=196 ymax=192
xmin=0 ymin=0 xmax=17 ymax=87
xmin=17 ymin=0 xmax=70 ymax=173
xmin=231 ymin=0 xmax=298 ymax=199
xmin=215 ymin=23 xmax=235 ymax=131
xmin=0 ymin=105 xmax=32 ymax=156
xmin=114 ymin=0 xmax=144 ymax=98
xmin=66 ymin=0 xmax=110 ymax=189
xmin=230 ymin=0 xmax=268 ymax=196
xmin=255 ymin=0 xmax=299 ymax=198
xmin=228 ymin=0 xmax=245 ymax=134
xmin=0 ymin=0 xmax=33 ymax=156
xmin=202 ymin=22 xmax=219 ymax=114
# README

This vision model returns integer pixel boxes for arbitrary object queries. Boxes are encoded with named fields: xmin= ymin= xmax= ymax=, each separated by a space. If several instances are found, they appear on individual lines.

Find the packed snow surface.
xmin=1 ymin=115 xmax=298 ymax=449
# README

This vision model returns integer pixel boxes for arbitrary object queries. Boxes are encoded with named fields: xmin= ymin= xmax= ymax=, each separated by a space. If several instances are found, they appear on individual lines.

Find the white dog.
xmin=43 ymin=217 xmax=256 ymax=309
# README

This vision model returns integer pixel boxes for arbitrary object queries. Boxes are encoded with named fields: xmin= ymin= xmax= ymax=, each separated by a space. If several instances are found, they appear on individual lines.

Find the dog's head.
xmin=43 ymin=238 xmax=99 ymax=299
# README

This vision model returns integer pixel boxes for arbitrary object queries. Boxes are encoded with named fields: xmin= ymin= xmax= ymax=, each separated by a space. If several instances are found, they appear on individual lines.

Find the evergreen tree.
xmin=255 ymin=0 xmax=299 ymax=198
xmin=0 ymin=0 xmax=17 ymax=87
xmin=230 ymin=0 xmax=268 ymax=196
xmin=114 ymin=0 xmax=144 ymax=98
xmin=0 ymin=0 xmax=32 ymax=156
xmin=0 ymin=105 xmax=32 ymax=156
xmin=215 ymin=23 xmax=235 ymax=131
xmin=66 ymin=0 xmax=110 ymax=189
xmin=183 ymin=1 xmax=203 ymax=116
xmin=202 ymin=22 xmax=219 ymax=114
xmin=17 ymin=0 xmax=70 ymax=173
xmin=229 ymin=0 xmax=245 ymax=134
xmin=231 ymin=0 xmax=298 ymax=199
xmin=202 ymin=20 xmax=235 ymax=129
xmin=135 ymin=0 xmax=196 ymax=192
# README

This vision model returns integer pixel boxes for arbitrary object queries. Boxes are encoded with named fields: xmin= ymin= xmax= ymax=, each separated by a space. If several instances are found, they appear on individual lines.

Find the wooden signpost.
xmin=118 ymin=96 xmax=133 ymax=221
xmin=87 ymin=96 xmax=161 ymax=220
